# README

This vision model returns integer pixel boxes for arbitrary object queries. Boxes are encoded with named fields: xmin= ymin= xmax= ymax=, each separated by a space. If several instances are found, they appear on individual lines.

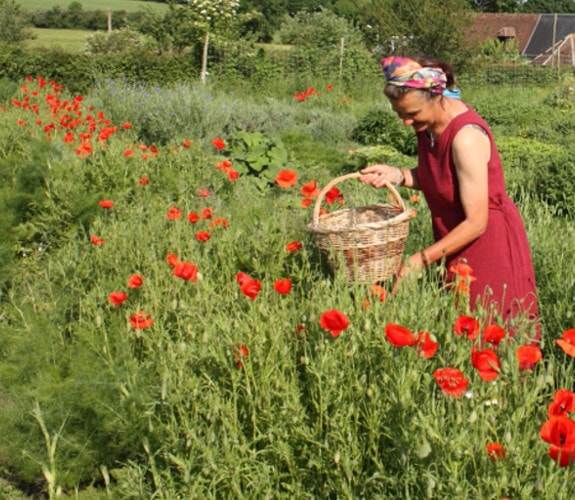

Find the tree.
xmin=187 ymin=0 xmax=240 ymax=83
xmin=350 ymin=0 xmax=477 ymax=71
xmin=519 ymin=0 xmax=575 ymax=13
xmin=466 ymin=0 xmax=522 ymax=12
xmin=0 ymin=0 xmax=35 ymax=44
xmin=137 ymin=3 xmax=202 ymax=54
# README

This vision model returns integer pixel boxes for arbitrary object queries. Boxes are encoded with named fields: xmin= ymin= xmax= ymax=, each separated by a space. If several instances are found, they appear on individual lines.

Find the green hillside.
xmin=26 ymin=28 xmax=92 ymax=52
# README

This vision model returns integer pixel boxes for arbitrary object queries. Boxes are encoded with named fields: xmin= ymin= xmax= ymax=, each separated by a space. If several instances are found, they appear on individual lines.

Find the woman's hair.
xmin=383 ymin=56 xmax=457 ymax=100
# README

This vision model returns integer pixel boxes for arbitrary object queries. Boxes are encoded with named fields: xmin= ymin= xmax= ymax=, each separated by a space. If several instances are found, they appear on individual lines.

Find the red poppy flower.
xmin=294 ymin=92 xmax=306 ymax=101
xmin=301 ymin=198 xmax=312 ymax=208
xmin=326 ymin=84 xmax=333 ymax=91
xmin=109 ymin=291 xmax=128 ymax=307
xmin=138 ymin=176 xmax=149 ymax=185
xmin=99 ymin=199 xmax=114 ymax=209
xmin=187 ymin=212 xmax=199 ymax=223
xmin=433 ymin=367 xmax=469 ymax=397
xmin=471 ymin=346 xmax=501 ymax=381
xmin=415 ymin=331 xmax=438 ymax=359
xmin=454 ymin=315 xmax=480 ymax=340
xmin=124 ymin=149 xmax=134 ymax=157
xmin=516 ymin=345 xmax=542 ymax=370
xmin=195 ymin=231 xmax=211 ymax=242
xmin=319 ymin=309 xmax=350 ymax=338
xmin=201 ymin=207 xmax=213 ymax=220
xmin=209 ymin=217 xmax=229 ymax=230
xmin=540 ymin=416 xmax=575 ymax=466
xmin=548 ymin=444 xmax=575 ymax=467
xmin=236 ymin=272 xmax=252 ymax=285
xmin=217 ymin=160 xmax=233 ymax=171
xmin=240 ymin=278 xmax=261 ymax=300
xmin=449 ymin=261 xmax=476 ymax=279
xmin=273 ymin=278 xmax=292 ymax=295
xmin=385 ymin=323 xmax=416 ymax=347
xmin=166 ymin=253 xmax=179 ymax=268
xmin=556 ymin=328 xmax=575 ymax=357
xmin=167 ymin=206 xmax=182 ymax=220
xmin=122 ymin=122 xmax=132 ymax=129
xmin=324 ymin=187 xmax=342 ymax=204
xmin=197 ymin=187 xmax=211 ymax=198
xmin=127 ymin=274 xmax=143 ymax=289
xmin=90 ymin=235 xmax=105 ymax=246
xmin=234 ymin=343 xmax=249 ymax=369
xmin=183 ymin=139 xmax=192 ymax=148
xmin=549 ymin=390 xmax=575 ymax=418
xmin=130 ymin=311 xmax=154 ymax=330
xmin=75 ymin=141 xmax=93 ymax=158
xmin=286 ymin=241 xmax=302 ymax=253
xmin=211 ymin=137 xmax=226 ymax=150
xmin=370 ymin=283 xmax=387 ymax=303
xmin=173 ymin=261 xmax=198 ymax=282
xmin=486 ymin=442 xmax=506 ymax=460
xmin=227 ymin=169 xmax=239 ymax=181
xmin=275 ymin=169 xmax=298 ymax=188
xmin=483 ymin=324 xmax=506 ymax=347
xmin=300 ymin=180 xmax=320 ymax=199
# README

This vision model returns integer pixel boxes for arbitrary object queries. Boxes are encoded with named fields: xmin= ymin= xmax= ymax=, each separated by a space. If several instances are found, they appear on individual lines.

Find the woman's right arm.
xmin=359 ymin=164 xmax=421 ymax=190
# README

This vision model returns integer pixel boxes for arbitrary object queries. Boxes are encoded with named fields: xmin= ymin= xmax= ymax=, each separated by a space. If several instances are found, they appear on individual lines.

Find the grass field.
xmin=27 ymin=28 xmax=91 ymax=52
xmin=18 ymin=0 xmax=167 ymax=12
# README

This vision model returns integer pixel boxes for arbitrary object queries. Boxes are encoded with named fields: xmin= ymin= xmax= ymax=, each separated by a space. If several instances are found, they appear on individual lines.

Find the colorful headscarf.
xmin=381 ymin=56 xmax=447 ymax=94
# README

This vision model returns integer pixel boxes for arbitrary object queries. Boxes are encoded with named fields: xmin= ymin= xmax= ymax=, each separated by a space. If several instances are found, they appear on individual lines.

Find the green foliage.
xmin=0 ymin=0 xmax=36 ymax=44
xmin=135 ymin=3 xmax=203 ymax=54
xmin=351 ymin=107 xmax=417 ymax=156
xmin=498 ymin=136 xmax=575 ymax=218
xmin=277 ymin=7 xmax=364 ymax=48
xmin=0 ymin=45 xmax=200 ymax=94
xmin=478 ymin=38 xmax=522 ymax=63
xmin=3 ymin=74 xmax=575 ymax=498
xmin=544 ymin=74 xmax=575 ymax=111
xmin=342 ymin=144 xmax=417 ymax=172
xmin=276 ymin=8 xmax=377 ymax=82
xmin=351 ymin=0 xmax=476 ymax=70
xmin=226 ymin=130 xmax=289 ymax=190
xmin=83 ymin=28 xmax=144 ymax=55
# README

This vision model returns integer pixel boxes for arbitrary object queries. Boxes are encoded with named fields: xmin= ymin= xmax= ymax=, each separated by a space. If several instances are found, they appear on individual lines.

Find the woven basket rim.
xmin=308 ymin=203 xmax=411 ymax=234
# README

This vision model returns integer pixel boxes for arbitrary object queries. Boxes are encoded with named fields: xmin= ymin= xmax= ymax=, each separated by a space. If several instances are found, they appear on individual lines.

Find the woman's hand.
xmin=391 ymin=253 xmax=426 ymax=294
xmin=359 ymin=165 xmax=403 ymax=189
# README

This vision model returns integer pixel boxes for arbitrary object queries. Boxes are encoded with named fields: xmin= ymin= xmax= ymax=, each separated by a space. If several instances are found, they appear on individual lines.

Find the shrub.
xmin=498 ymin=136 xmax=575 ymax=217
xmin=84 ymin=28 xmax=144 ymax=55
xmin=351 ymin=107 xmax=417 ymax=156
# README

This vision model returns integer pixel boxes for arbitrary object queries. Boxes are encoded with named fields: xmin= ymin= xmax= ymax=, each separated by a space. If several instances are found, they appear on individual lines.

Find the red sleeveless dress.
xmin=417 ymin=106 xmax=539 ymax=329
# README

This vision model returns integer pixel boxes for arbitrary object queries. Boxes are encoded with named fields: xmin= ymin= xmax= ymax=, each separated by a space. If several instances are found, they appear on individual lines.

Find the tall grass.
xmin=1 ymin=75 xmax=575 ymax=498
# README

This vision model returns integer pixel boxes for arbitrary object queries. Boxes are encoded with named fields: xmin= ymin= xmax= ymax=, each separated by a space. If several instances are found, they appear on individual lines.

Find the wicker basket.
xmin=308 ymin=172 xmax=411 ymax=284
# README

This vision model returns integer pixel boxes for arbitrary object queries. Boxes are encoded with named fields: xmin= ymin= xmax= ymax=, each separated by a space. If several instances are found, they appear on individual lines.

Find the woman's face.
xmin=389 ymin=91 xmax=438 ymax=133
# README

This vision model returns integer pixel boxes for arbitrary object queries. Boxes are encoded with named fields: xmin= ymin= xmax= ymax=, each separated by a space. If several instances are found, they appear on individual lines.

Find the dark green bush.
xmin=0 ymin=46 xmax=200 ymax=94
xmin=350 ymin=107 xmax=417 ymax=156
xmin=498 ymin=136 xmax=575 ymax=217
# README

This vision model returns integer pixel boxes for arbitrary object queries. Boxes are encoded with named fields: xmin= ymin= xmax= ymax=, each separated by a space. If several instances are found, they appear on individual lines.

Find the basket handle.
xmin=312 ymin=172 xmax=407 ymax=225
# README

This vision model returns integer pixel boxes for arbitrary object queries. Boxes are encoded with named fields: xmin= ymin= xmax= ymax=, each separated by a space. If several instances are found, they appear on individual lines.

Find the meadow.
xmin=1 ymin=71 xmax=575 ymax=498
xmin=26 ymin=28 xmax=92 ymax=52
xmin=18 ymin=0 xmax=167 ymax=13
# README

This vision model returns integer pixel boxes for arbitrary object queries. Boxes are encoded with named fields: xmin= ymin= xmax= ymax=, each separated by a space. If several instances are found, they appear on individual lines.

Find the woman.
xmin=359 ymin=56 xmax=539 ymax=333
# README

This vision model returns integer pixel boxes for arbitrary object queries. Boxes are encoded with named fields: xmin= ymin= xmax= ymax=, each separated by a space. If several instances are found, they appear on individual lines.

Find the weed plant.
xmin=1 ymin=75 xmax=575 ymax=498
